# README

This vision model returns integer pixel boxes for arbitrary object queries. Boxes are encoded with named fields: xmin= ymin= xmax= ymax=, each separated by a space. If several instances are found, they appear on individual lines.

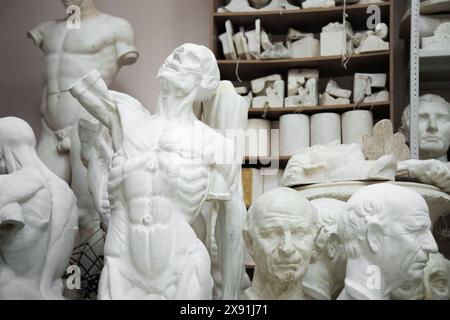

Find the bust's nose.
xmin=426 ymin=116 xmax=438 ymax=133
xmin=279 ymin=231 xmax=295 ymax=256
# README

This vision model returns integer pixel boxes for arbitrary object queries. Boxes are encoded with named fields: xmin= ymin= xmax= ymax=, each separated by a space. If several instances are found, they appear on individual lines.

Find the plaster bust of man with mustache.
xmin=398 ymin=94 xmax=450 ymax=193
xmin=243 ymin=188 xmax=318 ymax=300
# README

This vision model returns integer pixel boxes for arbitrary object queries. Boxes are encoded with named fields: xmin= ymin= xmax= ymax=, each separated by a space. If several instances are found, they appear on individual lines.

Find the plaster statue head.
xmin=400 ymin=94 xmax=450 ymax=160
xmin=0 ymin=117 xmax=37 ymax=174
xmin=391 ymin=253 xmax=450 ymax=300
xmin=338 ymin=184 xmax=438 ymax=295
xmin=243 ymin=188 xmax=318 ymax=299
xmin=423 ymin=253 xmax=450 ymax=300
xmin=61 ymin=0 xmax=94 ymax=10
xmin=303 ymin=199 xmax=347 ymax=300
xmin=158 ymin=43 xmax=220 ymax=102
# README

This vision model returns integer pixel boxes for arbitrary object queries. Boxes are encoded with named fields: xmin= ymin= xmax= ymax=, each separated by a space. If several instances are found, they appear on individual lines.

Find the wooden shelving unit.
xmin=211 ymin=0 xmax=405 ymax=169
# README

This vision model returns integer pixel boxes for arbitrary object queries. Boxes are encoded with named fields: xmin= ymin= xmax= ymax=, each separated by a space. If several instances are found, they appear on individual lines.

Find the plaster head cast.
xmin=400 ymin=94 xmax=450 ymax=162
xmin=243 ymin=188 xmax=318 ymax=300
xmin=337 ymin=183 xmax=438 ymax=300
xmin=303 ymin=199 xmax=347 ymax=300
xmin=0 ymin=117 xmax=78 ymax=300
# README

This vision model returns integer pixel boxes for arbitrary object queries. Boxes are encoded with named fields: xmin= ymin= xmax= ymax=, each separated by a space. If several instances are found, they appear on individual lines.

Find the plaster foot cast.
xmin=304 ymin=199 xmax=347 ymax=300
xmin=218 ymin=0 xmax=257 ymax=12
xmin=243 ymin=188 xmax=318 ymax=300
xmin=69 ymin=44 xmax=248 ymax=300
xmin=392 ymin=253 xmax=450 ymax=300
xmin=282 ymin=141 xmax=397 ymax=187
xmin=397 ymin=94 xmax=450 ymax=193
xmin=0 ymin=117 xmax=78 ymax=300
xmin=28 ymin=0 xmax=139 ymax=298
xmin=337 ymin=184 xmax=438 ymax=300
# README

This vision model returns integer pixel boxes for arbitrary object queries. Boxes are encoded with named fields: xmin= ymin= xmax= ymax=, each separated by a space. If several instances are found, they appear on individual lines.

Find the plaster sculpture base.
xmin=295 ymin=181 xmax=450 ymax=227
xmin=342 ymin=110 xmax=374 ymax=145
xmin=279 ymin=114 xmax=310 ymax=156
xmin=282 ymin=142 xmax=397 ymax=187
xmin=311 ymin=113 xmax=341 ymax=146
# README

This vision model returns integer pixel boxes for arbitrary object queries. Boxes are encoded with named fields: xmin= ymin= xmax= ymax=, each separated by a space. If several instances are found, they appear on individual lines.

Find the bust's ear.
xmin=367 ymin=222 xmax=384 ymax=253
xmin=242 ymin=228 xmax=254 ymax=258
xmin=201 ymin=76 xmax=219 ymax=91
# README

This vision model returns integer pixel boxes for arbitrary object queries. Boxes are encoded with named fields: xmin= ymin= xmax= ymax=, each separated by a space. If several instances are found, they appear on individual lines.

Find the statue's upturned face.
xmin=424 ymin=257 xmax=450 ymax=300
xmin=379 ymin=198 xmax=437 ymax=284
xmin=391 ymin=280 xmax=425 ymax=300
xmin=158 ymin=44 xmax=204 ymax=97
xmin=419 ymin=102 xmax=450 ymax=157
xmin=61 ymin=0 xmax=85 ymax=9
xmin=251 ymin=210 xmax=316 ymax=288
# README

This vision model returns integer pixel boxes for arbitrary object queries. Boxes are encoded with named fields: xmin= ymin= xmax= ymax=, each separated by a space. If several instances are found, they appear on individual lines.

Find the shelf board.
xmin=218 ymin=51 xmax=390 ymax=80
xmin=248 ymin=101 xmax=390 ymax=120
xmin=419 ymin=49 xmax=450 ymax=84
xmin=243 ymin=156 xmax=291 ymax=168
xmin=214 ymin=2 xmax=390 ymax=34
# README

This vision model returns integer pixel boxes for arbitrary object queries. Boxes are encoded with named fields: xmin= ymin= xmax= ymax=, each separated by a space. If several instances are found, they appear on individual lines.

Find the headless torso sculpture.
xmin=69 ymin=44 xmax=247 ymax=300
xmin=28 ymin=0 xmax=138 ymax=298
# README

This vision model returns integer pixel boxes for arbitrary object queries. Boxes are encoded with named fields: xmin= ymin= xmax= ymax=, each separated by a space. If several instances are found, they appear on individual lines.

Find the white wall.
xmin=0 ymin=0 xmax=211 ymax=135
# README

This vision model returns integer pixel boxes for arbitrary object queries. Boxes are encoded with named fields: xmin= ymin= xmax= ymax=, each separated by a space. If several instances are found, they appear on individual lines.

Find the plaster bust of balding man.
xmin=337 ymin=184 xmax=438 ymax=300
xmin=398 ymin=94 xmax=450 ymax=192
xmin=243 ymin=188 xmax=318 ymax=300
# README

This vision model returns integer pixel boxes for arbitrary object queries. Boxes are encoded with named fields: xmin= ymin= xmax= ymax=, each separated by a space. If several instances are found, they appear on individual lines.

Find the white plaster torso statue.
xmin=392 ymin=252 xmax=450 ymax=300
xmin=243 ymin=188 xmax=318 ymax=300
xmin=337 ymin=184 xmax=438 ymax=300
xmin=398 ymin=94 xmax=450 ymax=193
xmin=303 ymin=199 xmax=347 ymax=300
xmin=282 ymin=141 xmax=397 ymax=187
xmin=28 ymin=0 xmax=138 ymax=235
xmin=69 ymin=44 xmax=248 ymax=300
xmin=0 ymin=117 xmax=78 ymax=300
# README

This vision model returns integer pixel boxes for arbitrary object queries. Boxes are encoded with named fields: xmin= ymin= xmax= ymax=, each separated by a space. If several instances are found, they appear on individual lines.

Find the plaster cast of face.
xmin=243 ymin=188 xmax=318 ymax=300
xmin=337 ymin=184 xmax=438 ymax=300
xmin=423 ymin=253 xmax=450 ymax=300
xmin=391 ymin=280 xmax=425 ymax=300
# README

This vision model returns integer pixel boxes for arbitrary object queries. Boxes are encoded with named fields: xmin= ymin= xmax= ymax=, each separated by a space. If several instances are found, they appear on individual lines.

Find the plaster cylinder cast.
xmin=246 ymin=119 xmax=271 ymax=157
xmin=342 ymin=110 xmax=374 ymax=145
xmin=279 ymin=114 xmax=310 ymax=156
xmin=311 ymin=113 xmax=341 ymax=146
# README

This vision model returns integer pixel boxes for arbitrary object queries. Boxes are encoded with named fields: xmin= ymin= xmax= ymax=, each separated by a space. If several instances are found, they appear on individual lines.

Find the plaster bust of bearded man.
xmin=243 ymin=188 xmax=318 ymax=300
xmin=392 ymin=253 xmax=450 ymax=300
xmin=0 ymin=117 xmax=78 ymax=300
xmin=69 ymin=43 xmax=248 ymax=300
xmin=27 ymin=0 xmax=138 ymax=236
xmin=337 ymin=184 xmax=438 ymax=300
xmin=398 ymin=94 xmax=450 ymax=193
xmin=303 ymin=199 xmax=347 ymax=300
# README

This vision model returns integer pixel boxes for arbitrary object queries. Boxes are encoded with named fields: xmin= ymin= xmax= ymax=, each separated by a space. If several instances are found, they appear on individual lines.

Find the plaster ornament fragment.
xmin=260 ymin=42 xmax=291 ymax=60
xmin=290 ymin=37 xmax=321 ymax=58
xmin=392 ymin=253 xmax=450 ymax=300
xmin=282 ymin=141 xmax=397 ymax=187
xmin=303 ymin=199 xmax=347 ymax=300
xmin=258 ymin=0 xmax=300 ymax=11
xmin=0 ymin=117 xmax=78 ymax=300
xmin=279 ymin=114 xmax=311 ymax=157
xmin=342 ymin=110 xmax=374 ymax=145
xmin=219 ymin=20 xmax=237 ymax=60
xmin=320 ymin=22 xmax=353 ymax=56
xmin=353 ymin=73 xmax=387 ymax=104
xmin=242 ymin=169 xmax=264 ymax=208
xmin=245 ymin=19 xmax=261 ymax=59
xmin=320 ymin=93 xmax=350 ymax=106
xmin=353 ymin=23 xmax=390 ymax=54
xmin=251 ymin=75 xmax=285 ymax=109
xmin=28 ymin=0 xmax=139 ymax=298
xmin=69 ymin=44 xmax=248 ymax=300
xmin=422 ymin=22 xmax=450 ymax=50
xmin=320 ymin=80 xmax=351 ymax=105
xmin=260 ymin=30 xmax=273 ymax=51
xmin=337 ymin=184 xmax=438 ymax=300
xmin=310 ymin=113 xmax=342 ymax=146
xmin=362 ymin=119 xmax=410 ymax=162
xmin=302 ymin=0 xmax=336 ymax=9
xmin=285 ymin=69 xmax=319 ymax=107
xmin=233 ymin=29 xmax=248 ymax=59
xmin=217 ymin=0 xmax=257 ymax=12
xmin=246 ymin=119 xmax=271 ymax=157
xmin=243 ymin=188 xmax=318 ymax=300
xmin=397 ymin=94 xmax=450 ymax=193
